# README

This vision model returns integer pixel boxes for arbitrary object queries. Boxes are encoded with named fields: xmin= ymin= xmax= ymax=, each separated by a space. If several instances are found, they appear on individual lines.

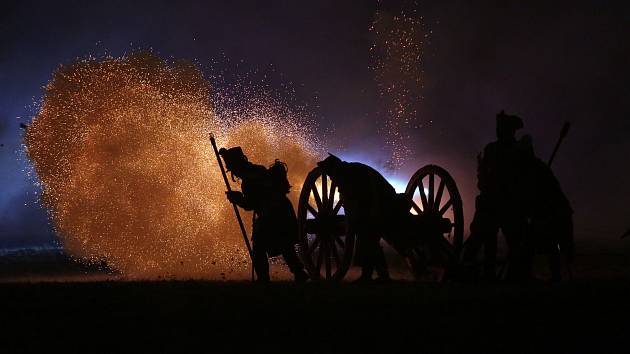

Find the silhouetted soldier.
xmin=520 ymin=137 xmax=574 ymax=281
xmin=317 ymin=154 xmax=400 ymax=282
xmin=463 ymin=111 xmax=531 ymax=280
xmin=219 ymin=147 xmax=309 ymax=283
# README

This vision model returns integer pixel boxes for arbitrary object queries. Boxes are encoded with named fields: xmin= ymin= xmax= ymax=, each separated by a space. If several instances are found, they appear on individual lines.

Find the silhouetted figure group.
xmin=220 ymin=110 xmax=573 ymax=283
xmin=463 ymin=111 xmax=573 ymax=281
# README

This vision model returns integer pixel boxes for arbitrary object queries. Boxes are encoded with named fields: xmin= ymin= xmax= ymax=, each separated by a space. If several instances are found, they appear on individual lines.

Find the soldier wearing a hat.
xmin=463 ymin=110 xmax=533 ymax=281
xmin=219 ymin=146 xmax=309 ymax=283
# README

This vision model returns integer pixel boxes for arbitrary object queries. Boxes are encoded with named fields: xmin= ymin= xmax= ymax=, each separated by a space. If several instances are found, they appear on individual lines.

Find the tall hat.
xmin=496 ymin=110 xmax=523 ymax=132
xmin=218 ymin=146 xmax=248 ymax=171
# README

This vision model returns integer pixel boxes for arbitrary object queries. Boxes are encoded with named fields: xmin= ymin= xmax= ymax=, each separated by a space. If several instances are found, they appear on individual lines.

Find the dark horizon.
xmin=1 ymin=0 xmax=628 ymax=248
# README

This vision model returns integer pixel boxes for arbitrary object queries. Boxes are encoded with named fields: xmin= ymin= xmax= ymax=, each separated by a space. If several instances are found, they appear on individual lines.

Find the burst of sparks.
xmin=369 ymin=1 xmax=428 ymax=169
xmin=24 ymin=52 xmax=320 ymax=279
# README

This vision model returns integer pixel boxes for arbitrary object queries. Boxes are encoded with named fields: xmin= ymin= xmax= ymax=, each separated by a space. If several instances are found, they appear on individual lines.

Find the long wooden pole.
xmin=209 ymin=133 xmax=255 ymax=281
xmin=546 ymin=122 xmax=573 ymax=279
xmin=548 ymin=122 xmax=571 ymax=167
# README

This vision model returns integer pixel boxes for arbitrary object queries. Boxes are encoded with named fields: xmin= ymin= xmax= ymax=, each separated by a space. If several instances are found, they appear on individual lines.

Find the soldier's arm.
xmin=226 ymin=191 xmax=254 ymax=210
xmin=238 ymin=194 xmax=255 ymax=211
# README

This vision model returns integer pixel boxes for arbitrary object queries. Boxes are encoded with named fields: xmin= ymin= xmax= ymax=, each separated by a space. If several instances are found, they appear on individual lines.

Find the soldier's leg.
xmin=358 ymin=248 xmax=375 ymax=281
xmin=548 ymin=246 xmax=562 ymax=282
xmin=462 ymin=232 xmax=483 ymax=265
xmin=373 ymin=241 xmax=390 ymax=280
xmin=470 ymin=209 xmax=499 ymax=279
xmin=482 ymin=226 xmax=499 ymax=280
xmin=503 ymin=219 xmax=531 ymax=281
xmin=281 ymin=245 xmax=309 ymax=282
xmin=545 ymin=223 xmax=563 ymax=281
xmin=463 ymin=196 xmax=499 ymax=280
xmin=355 ymin=232 xmax=380 ymax=281
xmin=353 ymin=232 xmax=370 ymax=279
xmin=462 ymin=202 xmax=485 ymax=265
xmin=252 ymin=240 xmax=270 ymax=282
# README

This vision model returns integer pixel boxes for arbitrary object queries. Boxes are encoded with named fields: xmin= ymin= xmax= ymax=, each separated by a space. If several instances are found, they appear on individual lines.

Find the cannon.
xmin=296 ymin=164 xmax=464 ymax=281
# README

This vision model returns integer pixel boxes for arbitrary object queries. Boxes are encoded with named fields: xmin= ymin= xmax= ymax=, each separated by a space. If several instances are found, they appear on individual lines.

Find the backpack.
xmin=268 ymin=159 xmax=291 ymax=195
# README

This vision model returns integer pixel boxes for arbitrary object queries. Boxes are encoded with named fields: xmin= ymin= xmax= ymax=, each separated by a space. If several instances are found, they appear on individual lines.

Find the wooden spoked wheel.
xmin=297 ymin=167 xmax=355 ymax=281
xmin=404 ymin=165 xmax=464 ymax=278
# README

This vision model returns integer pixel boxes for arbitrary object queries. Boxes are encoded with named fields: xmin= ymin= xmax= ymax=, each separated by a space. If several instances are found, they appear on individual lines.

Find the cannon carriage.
xmin=296 ymin=164 xmax=464 ymax=281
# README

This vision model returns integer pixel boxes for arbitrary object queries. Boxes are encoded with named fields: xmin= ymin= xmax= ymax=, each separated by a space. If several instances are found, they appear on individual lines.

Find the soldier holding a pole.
xmin=462 ymin=112 xmax=573 ymax=281
xmin=211 ymin=137 xmax=309 ymax=283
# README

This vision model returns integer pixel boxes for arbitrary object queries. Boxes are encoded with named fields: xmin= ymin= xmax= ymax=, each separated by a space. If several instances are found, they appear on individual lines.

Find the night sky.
xmin=0 ymin=0 xmax=628 ymax=249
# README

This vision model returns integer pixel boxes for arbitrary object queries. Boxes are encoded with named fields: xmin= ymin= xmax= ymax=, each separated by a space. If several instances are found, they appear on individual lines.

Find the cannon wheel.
xmin=297 ymin=167 xmax=355 ymax=281
xmin=404 ymin=165 xmax=464 ymax=279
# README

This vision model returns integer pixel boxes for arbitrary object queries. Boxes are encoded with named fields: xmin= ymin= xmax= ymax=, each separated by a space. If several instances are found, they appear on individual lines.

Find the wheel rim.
xmin=297 ymin=167 xmax=354 ymax=281
xmin=404 ymin=165 xmax=464 ymax=262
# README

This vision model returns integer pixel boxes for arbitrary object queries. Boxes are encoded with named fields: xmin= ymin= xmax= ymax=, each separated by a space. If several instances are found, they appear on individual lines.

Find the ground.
xmin=1 ymin=279 xmax=630 ymax=353
xmin=1 ymin=242 xmax=629 ymax=353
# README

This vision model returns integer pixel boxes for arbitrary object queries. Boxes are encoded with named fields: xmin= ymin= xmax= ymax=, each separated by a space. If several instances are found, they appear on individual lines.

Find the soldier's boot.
xmin=253 ymin=245 xmax=271 ymax=283
xmin=293 ymin=269 xmax=310 ymax=283
xmin=374 ymin=273 xmax=392 ymax=283
xmin=549 ymin=252 xmax=562 ymax=282
xmin=461 ymin=232 xmax=485 ymax=281
xmin=482 ymin=233 xmax=498 ymax=281
xmin=257 ymin=274 xmax=271 ymax=283
xmin=354 ymin=265 xmax=374 ymax=283
xmin=483 ymin=264 xmax=497 ymax=282
xmin=254 ymin=265 xmax=270 ymax=283
xmin=282 ymin=247 xmax=310 ymax=283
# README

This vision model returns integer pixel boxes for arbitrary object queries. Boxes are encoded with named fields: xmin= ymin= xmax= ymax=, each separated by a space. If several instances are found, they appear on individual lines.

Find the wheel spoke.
xmin=307 ymin=203 xmax=318 ymax=217
xmin=434 ymin=179 xmax=445 ymax=211
xmin=428 ymin=173 xmax=435 ymax=211
xmin=439 ymin=199 xmax=453 ymax=215
xmin=316 ymin=239 xmax=325 ymax=273
xmin=322 ymin=174 xmax=328 ymax=209
xmin=328 ymin=180 xmax=337 ymax=209
xmin=410 ymin=200 xmax=422 ymax=215
xmin=298 ymin=168 xmax=357 ymax=282
xmin=312 ymin=184 xmax=323 ymax=210
xmin=418 ymin=180 xmax=429 ymax=210
xmin=334 ymin=235 xmax=345 ymax=248
xmin=330 ymin=238 xmax=341 ymax=268
xmin=332 ymin=197 xmax=344 ymax=215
